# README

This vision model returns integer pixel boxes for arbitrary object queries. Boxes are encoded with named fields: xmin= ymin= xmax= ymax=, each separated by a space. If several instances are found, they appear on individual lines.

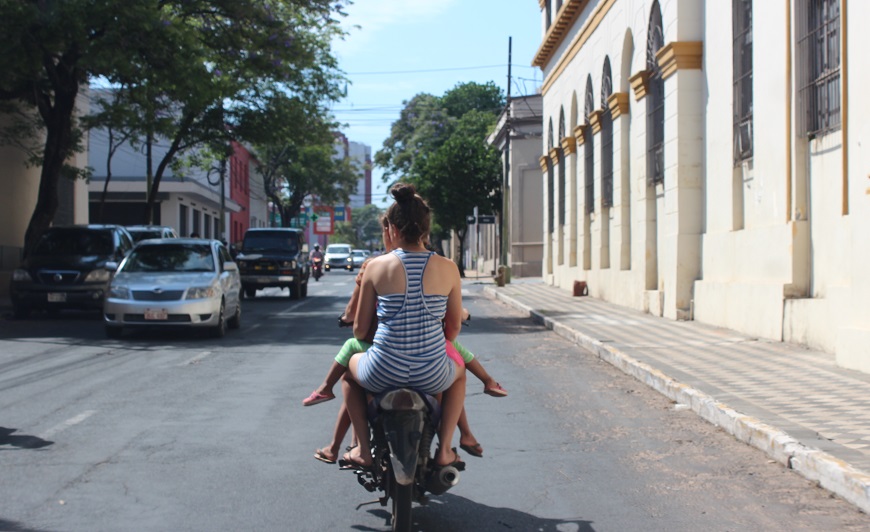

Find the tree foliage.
xmin=0 ymin=0 xmax=349 ymax=255
xmin=374 ymin=81 xmax=505 ymax=275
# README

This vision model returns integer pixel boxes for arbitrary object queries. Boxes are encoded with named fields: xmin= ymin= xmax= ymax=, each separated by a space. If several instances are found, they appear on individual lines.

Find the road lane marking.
xmin=39 ymin=410 xmax=96 ymax=440
xmin=180 ymin=351 xmax=212 ymax=366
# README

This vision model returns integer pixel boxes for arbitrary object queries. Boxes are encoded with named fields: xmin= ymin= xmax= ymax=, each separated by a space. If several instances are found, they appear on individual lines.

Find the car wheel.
xmin=227 ymin=301 xmax=241 ymax=329
xmin=106 ymin=325 xmax=123 ymax=339
xmin=210 ymin=300 xmax=227 ymax=338
xmin=245 ymin=287 xmax=257 ymax=298
xmin=12 ymin=304 xmax=31 ymax=320
xmin=289 ymin=278 xmax=302 ymax=300
xmin=300 ymin=281 xmax=308 ymax=298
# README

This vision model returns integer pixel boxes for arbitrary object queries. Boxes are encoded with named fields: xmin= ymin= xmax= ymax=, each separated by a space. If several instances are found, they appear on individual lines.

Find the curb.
xmin=482 ymin=286 xmax=870 ymax=514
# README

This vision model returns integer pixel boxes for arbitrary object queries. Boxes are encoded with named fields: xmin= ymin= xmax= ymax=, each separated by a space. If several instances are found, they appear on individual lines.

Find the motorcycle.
xmin=340 ymin=388 xmax=464 ymax=532
xmin=311 ymin=257 xmax=323 ymax=281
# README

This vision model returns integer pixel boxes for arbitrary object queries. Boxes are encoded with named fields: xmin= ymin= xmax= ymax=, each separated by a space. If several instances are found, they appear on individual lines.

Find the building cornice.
xmin=629 ymin=70 xmax=651 ymax=101
xmin=538 ymin=0 xmax=617 ymax=94
xmin=607 ymin=92 xmax=630 ymax=118
xmin=560 ymin=136 xmax=577 ymax=155
xmin=656 ymin=41 xmax=703 ymax=80
xmin=539 ymin=155 xmax=550 ymax=171
xmin=588 ymin=110 xmax=603 ymax=134
xmin=548 ymin=146 xmax=562 ymax=164
xmin=534 ymin=0 xmax=588 ymax=69
xmin=573 ymin=124 xmax=588 ymax=146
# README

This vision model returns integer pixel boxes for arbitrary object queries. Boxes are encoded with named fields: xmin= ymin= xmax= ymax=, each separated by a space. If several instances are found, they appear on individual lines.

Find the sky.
xmin=330 ymin=0 xmax=544 ymax=206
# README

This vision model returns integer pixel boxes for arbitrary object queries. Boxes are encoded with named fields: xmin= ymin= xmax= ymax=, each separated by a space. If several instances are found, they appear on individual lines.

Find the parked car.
xmin=235 ymin=228 xmax=310 ymax=299
xmin=103 ymin=239 xmax=241 ymax=338
xmin=350 ymin=249 xmax=368 ymax=269
xmin=324 ymin=243 xmax=353 ymax=271
xmin=10 ymin=225 xmax=134 ymax=318
xmin=126 ymin=225 xmax=179 ymax=243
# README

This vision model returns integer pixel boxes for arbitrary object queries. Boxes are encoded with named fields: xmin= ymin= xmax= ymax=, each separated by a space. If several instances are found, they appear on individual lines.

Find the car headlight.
xmin=84 ymin=269 xmax=113 ymax=283
xmin=346 ymin=257 xmax=352 ymax=262
xmin=12 ymin=269 xmax=32 ymax=282
xmin=281 ymin=261 xmax=294 ymax=268
xmin=186 ymin=286 xmax=216 ymax=299
xmin=109 ymin=285 xmax=130 ymax=299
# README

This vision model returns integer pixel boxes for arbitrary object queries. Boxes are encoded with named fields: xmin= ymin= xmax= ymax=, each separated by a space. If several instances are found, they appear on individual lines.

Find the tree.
xmin=0 ymin=0 xmax=348 ymax=256
xmin=374 ymin=81 xmax=506 ymax=276
xmin=417 ymin=110 xmax=502 ymax=277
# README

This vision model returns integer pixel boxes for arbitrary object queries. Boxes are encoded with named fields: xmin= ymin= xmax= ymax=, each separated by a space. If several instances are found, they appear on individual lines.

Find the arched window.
xmin=584 ymin=76 xmax=595 ymax=214
xmin=547 ymin=118 xmax=555 ymax=234
xmin=601 ymin=57 xmax=614 ymax=207
xmin=647 ymin=1 xmax=665 ymax=184
xmin=558 ymin=107 xmax=566 ymax=227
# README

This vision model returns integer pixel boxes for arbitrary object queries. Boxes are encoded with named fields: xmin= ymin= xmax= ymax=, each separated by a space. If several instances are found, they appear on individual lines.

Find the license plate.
xmin=259 ymin=277 xmax=272 ymax=283
xmin=47 ymin=292 xmax=66 ymax=302
xmin=144 ymin=309 xmax=168 ymax=320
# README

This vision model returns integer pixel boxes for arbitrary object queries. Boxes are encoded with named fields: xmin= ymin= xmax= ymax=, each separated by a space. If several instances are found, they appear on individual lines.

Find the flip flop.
xmin=338 ymin=452 xmax=372 ymax=471
xmin=302 ymin=390 xmax=335 ymax=407
xmin=484 ymin=382 xmax=508 ymax=397
xmin=459 ymin=442 xmax=483 ymax=457
xmin=433 ymin=447 xmax=466 ymax=471
xmin=314 ymin=449 xmax=337 ymax=464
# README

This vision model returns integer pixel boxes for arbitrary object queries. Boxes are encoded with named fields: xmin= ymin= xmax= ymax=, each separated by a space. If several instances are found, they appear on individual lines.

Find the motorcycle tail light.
xmin=379 ymin=389 xmax=426 ymax=411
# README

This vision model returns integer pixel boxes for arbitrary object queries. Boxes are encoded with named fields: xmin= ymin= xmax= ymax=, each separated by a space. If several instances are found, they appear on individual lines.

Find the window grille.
xmin=179 ymin=204 xmax=188 ymax=237
xmin=601 ymin=58 xmax=614 ymax=207
xmin=558 ymin=108 xmax=566 ymax=226
xmin=733 ymin=0 xmax=753 ymax=163
xmin=547 ymin=119 xmax=555 ymax=234
xmin=647 ymin=2 xmax=665 ymax=185
xmin=584 ymin=77 xmax=595 ymax=214
xmin=797 ymin=0 xmax=840 ymax=138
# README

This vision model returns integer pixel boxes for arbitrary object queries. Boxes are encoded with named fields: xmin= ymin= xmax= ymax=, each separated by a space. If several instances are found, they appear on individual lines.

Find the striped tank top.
xmin=356 ymin=249 xmax=455 ymax=394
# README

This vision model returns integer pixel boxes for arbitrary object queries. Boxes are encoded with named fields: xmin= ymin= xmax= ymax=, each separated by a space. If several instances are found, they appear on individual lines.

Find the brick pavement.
xmin=481 ymin=278 xmax=870 ymax=513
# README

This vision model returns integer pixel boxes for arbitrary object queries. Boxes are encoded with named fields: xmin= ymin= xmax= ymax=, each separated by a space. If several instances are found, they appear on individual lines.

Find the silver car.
xmin=103 ymin=239 xmax=241 ymax=338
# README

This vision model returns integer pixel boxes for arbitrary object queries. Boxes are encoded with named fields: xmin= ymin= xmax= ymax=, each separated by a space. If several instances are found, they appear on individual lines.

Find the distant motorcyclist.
xmin=310 ymin=243 xmax=324 ymax=262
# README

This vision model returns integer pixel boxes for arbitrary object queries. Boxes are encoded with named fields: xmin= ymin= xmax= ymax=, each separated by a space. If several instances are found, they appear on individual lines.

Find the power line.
xmin=345 ymin=63 xmax=538 ymax=76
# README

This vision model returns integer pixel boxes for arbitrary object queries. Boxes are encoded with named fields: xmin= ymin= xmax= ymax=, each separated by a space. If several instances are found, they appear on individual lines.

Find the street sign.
xmin=477 ymin=215 xmax=496 ymax=224
xmin=334 ymin=206 xmax=346 ymax=222
xmin=466 ymin=215 xmax=476 ymax=225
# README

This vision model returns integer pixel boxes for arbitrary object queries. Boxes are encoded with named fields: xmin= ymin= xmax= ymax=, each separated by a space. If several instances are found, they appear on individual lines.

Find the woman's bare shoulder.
xmin=428 ymin=254 xmax=459 ymax=274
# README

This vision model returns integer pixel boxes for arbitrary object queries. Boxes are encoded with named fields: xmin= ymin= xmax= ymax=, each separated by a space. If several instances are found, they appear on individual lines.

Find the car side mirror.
xmin=223 ymin=262 xmax=238 ymax=272
xmin=105 ymin=261 xmax=119 ymax=272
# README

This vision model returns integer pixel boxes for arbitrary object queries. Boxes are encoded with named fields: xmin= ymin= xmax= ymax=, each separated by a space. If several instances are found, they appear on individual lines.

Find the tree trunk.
xmin=23 ymin=86 xmax=78 ymax=258
xmin=98 ymin=127 xmax=115 ymax=223
xmin=456 ymin=231 xmax=466 ymax=278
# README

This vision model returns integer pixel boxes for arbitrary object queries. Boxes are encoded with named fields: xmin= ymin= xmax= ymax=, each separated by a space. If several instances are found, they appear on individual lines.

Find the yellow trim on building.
xmin=548 ymin=147 xmax=562 ymax=164
xmin=607 ymin=92 xmax=630 ymax=118
xmin=588 ymin=110 xmax=603 ymax=134
xmin=573 ymin=124 xmax=588 ymax=146
xmin=538 ymin=155 xmax=550 ymax=171
xmin=560 ymin=136 xmax=577 ymax=155
xmin=656 ymin=41 xmax=703 ymax=80
xmin=629 ymin=70 xmax=651 ymax=101
xmin=539 ymin=0 xmax=617 ymax=95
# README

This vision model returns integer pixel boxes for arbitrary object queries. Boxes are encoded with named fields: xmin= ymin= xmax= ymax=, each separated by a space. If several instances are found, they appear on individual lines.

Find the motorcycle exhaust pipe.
xmin=425 ymin=465 xmax=460 ymax=495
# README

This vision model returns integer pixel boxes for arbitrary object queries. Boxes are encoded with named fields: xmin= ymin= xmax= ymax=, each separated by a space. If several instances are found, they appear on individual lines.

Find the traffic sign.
xmin=466 ymin=215 xmax=476 ymax=225
xmin=477 ymin=215 xmax=496 ymax=224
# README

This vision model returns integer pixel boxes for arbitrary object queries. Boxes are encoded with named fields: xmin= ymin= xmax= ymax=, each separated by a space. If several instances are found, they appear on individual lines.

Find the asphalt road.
xmin=1 ymin=271 xmax=868 ymax=531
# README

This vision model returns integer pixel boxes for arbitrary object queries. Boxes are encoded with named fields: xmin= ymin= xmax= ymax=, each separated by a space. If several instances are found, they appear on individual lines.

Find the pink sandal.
xmin=302 ymin=390 xmax=335 ymax=406
xmin=484 ymin=382 xmax=508 ymax=397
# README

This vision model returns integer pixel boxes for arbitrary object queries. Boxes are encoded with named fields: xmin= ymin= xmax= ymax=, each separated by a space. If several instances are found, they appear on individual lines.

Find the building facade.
xmin=536 ymin=0 xmax=869 ymax=372
xmin=486 ymin=94 xmax=545 ymax=278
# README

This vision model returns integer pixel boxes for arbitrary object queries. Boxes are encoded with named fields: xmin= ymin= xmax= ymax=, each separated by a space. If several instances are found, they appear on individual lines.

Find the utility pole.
xmin=499 ymin=37 xmax=512 ymax=279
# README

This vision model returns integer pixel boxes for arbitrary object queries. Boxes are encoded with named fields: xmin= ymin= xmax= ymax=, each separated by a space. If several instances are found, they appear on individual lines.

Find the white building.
xmin=536 ymin=0 xmax=869 ymax=372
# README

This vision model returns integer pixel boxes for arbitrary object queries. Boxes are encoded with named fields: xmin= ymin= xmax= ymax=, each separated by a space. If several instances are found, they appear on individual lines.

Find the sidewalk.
xmin=482 ymin=279 xmax=870 ymax=513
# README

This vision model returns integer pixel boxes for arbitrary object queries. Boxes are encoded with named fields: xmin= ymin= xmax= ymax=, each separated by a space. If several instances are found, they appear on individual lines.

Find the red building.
xmin=229 ymin=141 xmax=252 ymax=245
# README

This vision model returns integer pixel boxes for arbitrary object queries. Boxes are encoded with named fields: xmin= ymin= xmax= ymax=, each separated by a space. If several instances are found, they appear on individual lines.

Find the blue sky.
xmin=331 ymin=0 xmax=543 ymax=204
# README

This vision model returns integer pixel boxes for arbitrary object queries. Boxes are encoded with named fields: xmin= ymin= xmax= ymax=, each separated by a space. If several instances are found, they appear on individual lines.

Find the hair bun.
xmin=390 ymin=183 xmax=417 ymax=203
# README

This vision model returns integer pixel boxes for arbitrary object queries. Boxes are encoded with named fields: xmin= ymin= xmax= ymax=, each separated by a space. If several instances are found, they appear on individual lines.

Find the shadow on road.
xmin=0 ymin=427 xmax=53 ymax=450
xmin=350 ymin=493 xmax=595 ymax=531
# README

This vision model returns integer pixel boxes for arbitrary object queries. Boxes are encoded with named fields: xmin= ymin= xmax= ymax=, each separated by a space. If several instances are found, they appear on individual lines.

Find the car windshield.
xmin=129 ymin=230 xmax=162 ymax=242
xmin=326 ymin=245 xmax=351 ymax=254
xmin=242 ymin=232 xmax=299 ymax=253
xmin=33 ymin=229 xmax=113 ymax=256
xmin=352 ymin=251 xmax=365 ymax=257
xmin=122 ymin=243 xmax=215 ymax=273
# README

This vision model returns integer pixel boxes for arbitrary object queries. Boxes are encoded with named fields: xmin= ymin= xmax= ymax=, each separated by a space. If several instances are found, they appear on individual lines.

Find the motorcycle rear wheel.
xmin=391 ymin=480 xmax=413 ymax=532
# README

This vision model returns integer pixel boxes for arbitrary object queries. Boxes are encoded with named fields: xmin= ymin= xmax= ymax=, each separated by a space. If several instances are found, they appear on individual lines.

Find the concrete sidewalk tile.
xmin=482 ymin=282 xmax=870 ymax=514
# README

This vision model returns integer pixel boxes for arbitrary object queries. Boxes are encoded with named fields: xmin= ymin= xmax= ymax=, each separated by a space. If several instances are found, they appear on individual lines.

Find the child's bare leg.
xmin=456 ymin=407 xmax=483 ymax=456
xmin=465 ymin=358 xmax=507 ymax=396
xmin=316 ymin=403 xmax=351 ymax=462
xmin=316 ymin=361 xmax=346 ymax=396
